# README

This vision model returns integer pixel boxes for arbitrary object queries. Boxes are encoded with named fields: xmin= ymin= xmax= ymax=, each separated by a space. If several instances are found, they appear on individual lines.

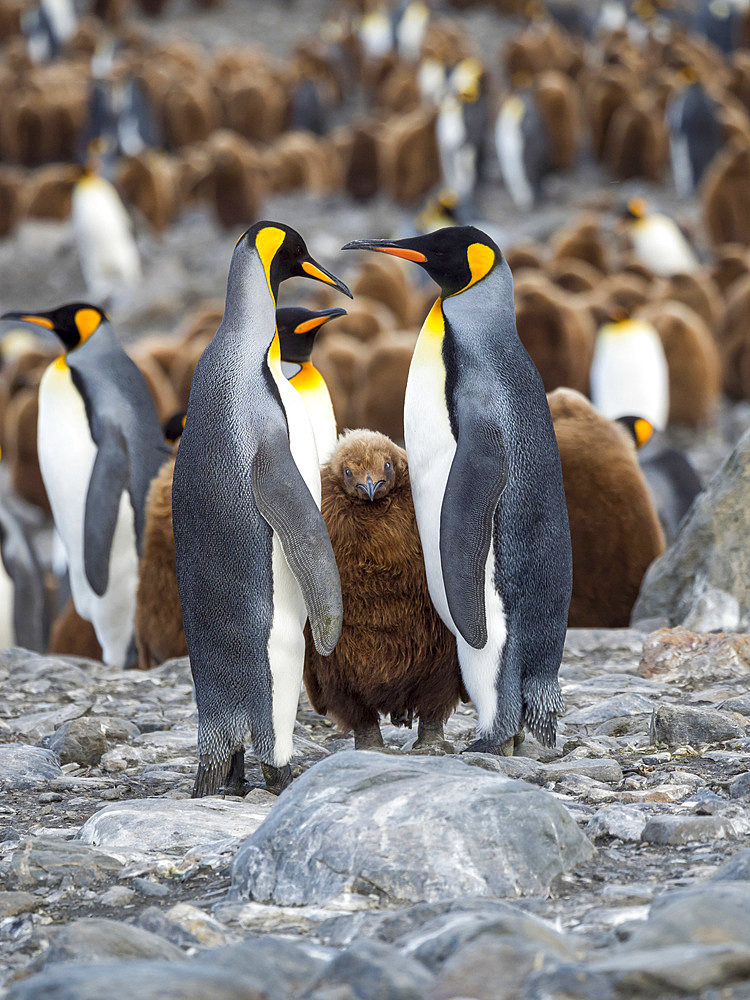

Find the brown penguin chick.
xmin=340 ymin=124 xmax=380 ymax=201
xmin=716 ymin=273 xmax=750 ymax=400
xmin=702 ymin=140 xmax=750 ymax=248
xmin=533 ymin=70 xmax=582 ymax=171
xmin=348 ymin=331 xmax=418 ymax=444
xmin=130 ymin=351 xmax=180 ymax=424
xmin=48 ymin=599 xmax=102 ymax=660
xmin=513 ymin=272 xmax=595 ymax=394
xmin=352 ymin=255 xmax=417 ymax=327
xmin=549 ymin=388 xmax=665 ymax=628
xmin=652 ymin=271 xmax=725 ymax=332
xmin=134 ymin=453 xmax=187 ymax=669
xmin=0 ymin=165 xmax=23 ymax=237
xmin=602 ymin=92 xmax=669 ymax=181
xmin=378 ymin=106 xmax=441 ymax=204
xmin=170 ymin=334 xmax=209 ymax=411
xmin=505 ymin=241 xmax=545 ymax=274
xmin=24 ymin=163 xmax=79 ymax=221
xmin=3 ymin=387 xmax=49 ymax=513
xmin=117 ymin=150 xmax=182 ymax=232
xmin=303 ymin=430 xmax=463 ymax=751
xmin=312 ymin=332 xmax=362 ymax=427
xmin=711 ymin=243 xmax=750 ymax=295
xmin=549 ymin=214 xmax=610 ymax=274
xmin=636 ymin=301 xmax=721 ymax=427
xmin=548 ymin=256 xmax=602 ymax=295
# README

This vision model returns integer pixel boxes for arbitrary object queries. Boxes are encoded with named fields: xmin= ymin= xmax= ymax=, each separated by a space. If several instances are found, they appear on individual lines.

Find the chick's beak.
xmin=356 ymin=474 xmax=385 ymax=501
xmin=300 ymin=257 xmax=353 ymax=299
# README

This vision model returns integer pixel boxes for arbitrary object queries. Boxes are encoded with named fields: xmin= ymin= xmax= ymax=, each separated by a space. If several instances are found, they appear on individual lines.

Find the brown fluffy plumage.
xmin=48 ymin=599 xmax=102 ymax=660
xmin=134 ymin=454 xmax=187 ymax=669
xmin=303 ymin=430 xmax=463 ymax=740
xmin=549 ymin=388 xmax=665 ymax=628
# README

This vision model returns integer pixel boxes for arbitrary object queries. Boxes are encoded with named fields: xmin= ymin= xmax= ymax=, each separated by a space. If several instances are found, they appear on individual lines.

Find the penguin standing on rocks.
xmin=172 ymin=223 xmax=350 ymax=797
xmin=0 ymin=304 xmax=167 ymax=667
xmin=277 ymin=306 xmax=347 ymax=466
xmin=342 ymin=226 xmax=572 ymax=755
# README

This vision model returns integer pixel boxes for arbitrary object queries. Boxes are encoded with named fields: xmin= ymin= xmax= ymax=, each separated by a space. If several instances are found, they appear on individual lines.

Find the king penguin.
xmin=172 ymin=222 xmax=351 ymax=798
xmin=342 ymin=226 xmax=573 ymax=754
xmin=621 ymin=197 xmax=699 ymax=276
xmin=667 ymin=75 xmax=723 ymax=197
xmin=277 ymin=306 xmax=346 ymax=466
xmin=0 ymin=303 xmax=168 ymax=666
xmin=495 ymin=86 xmax=551 ymax=211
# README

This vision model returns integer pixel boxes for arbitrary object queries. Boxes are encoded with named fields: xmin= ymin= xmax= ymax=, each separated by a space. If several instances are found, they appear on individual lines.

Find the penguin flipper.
xmin=251 ymin=435 xmax=343 ymax=656
xmin=440 ymin=418 xmax=507 ymax=650
xmin=83 ymin=424 xmax=130 ymax=597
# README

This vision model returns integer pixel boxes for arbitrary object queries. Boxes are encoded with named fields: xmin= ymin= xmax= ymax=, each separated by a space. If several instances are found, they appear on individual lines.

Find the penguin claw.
xmin=463 ymin=730 xmax=525 ymax=757
xmin=261 ymin=763 xmax=293 ymax=796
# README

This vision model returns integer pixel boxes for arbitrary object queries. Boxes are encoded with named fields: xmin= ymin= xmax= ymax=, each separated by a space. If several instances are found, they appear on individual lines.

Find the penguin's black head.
xmin=341 ymin=226 xmax=501 ymax=297
xmin=276 ymin=306 xmax=347 ymax=364
xmin=0 ymin=303 xmax=107 ymax=352
xmin=616 ymin=415 xmax=655 ymax=450
xmin=163 ymin=411 xmax=187 ymax=445
xmin=237 ymin=222 xmax=353 ymax=301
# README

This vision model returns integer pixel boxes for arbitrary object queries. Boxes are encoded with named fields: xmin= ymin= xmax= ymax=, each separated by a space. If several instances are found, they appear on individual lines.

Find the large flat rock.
xmin=77 ymin=793 xmax=275 ymax=853
xmin=230 ymin=751 xmax=594 ymax=906
xmin=0 ymin=744 xmax=62 ymax=790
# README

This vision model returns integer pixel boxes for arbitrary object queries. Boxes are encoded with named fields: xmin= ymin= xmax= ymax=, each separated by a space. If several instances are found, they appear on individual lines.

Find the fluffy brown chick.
xmin=303 ymin=429 xmax=464 ymax=751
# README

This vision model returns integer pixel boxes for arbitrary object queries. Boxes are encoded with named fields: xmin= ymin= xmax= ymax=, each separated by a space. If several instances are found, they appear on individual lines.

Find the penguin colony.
xmin=5 ymin=0 xmax=750 ymax=788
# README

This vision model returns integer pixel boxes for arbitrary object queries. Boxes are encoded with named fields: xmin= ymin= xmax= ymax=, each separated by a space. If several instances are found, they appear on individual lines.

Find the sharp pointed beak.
xmin=293 ymin=307 xmax=348 ymax=335
xmin=341 ymin=239 xmax=427 ymax=263
xmin=300 ymin=258 xmax=353 ymax=298
xmin=356 ymin=475 xmax=385 ymax=501
xmin=0 ymin=311 xmax=58 ymax=342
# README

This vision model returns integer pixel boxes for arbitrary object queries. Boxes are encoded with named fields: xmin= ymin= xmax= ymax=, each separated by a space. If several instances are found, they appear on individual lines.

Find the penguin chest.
xmin=38 ymin=359 xmax=138 ymax=662
xmin=0 ymin=560 xmax=14 ymax=648
xmin=629 ymin=216 xmax=698 ymax=276
xmin=496 ymin=99 xmax=533 ymax=210
xmin=285 ymin=363 xmax=337 ymax=467
xmin=403 ymin=302 xmax=457 ymax=632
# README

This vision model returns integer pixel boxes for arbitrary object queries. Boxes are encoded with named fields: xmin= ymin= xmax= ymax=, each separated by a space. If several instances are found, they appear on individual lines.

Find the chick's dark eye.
xmin=345 ymin=468 xmax=352 ymax=478
xmin=384 ymin=461 xmax=391 ymax=470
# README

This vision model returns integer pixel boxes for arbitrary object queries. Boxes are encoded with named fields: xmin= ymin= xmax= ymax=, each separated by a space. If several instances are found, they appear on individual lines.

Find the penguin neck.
xmin=220 ymin=250 xmax=279 ymax=365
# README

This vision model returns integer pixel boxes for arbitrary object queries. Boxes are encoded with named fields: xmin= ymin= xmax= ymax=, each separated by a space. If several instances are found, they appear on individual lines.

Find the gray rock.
xmin=427 ymin=933 xmax=564 ymax=1000
xmin=563 ymin=694 xmax=655 ymax=726
xmin=396 ymin=904 xmax=571 ymax=971
xmin=42 ymin=717 xmax=139 ymax=766
xmin=132 ymin=877 xmax=170 ymax=898
xmin=650 ymin=704 xmax=745 ymax=746
xmin=77 ymin=793 xmax=274 ymax=852
xmin=9 ymin=702 xmax=92 ymax=740
xmin=641 ymin=815 xmax=738 ymax=844
xmin=638 ymin=628 xmax=750 ymax=685
xmin=712 ymin=850 xmax=750 ymax=882
xmin=622 ymin=882 xmax=750 ymax=950
xmin=0 ymin=745 xmax=61 ymax=789
xmin=300 ymin=940 xmax=433 ymax=1000
xmin=0 ymin=891 xmax=38 ymax=919
xmin=730 ymin=773 xmax=750 ymax=799
xmin=541 ymin=758 xmax=623 ymax=784
xmin=527 ymin=943 xmax=750 ymax=998
xmin=586 ymin=804 xmax=648 ymax=842
xmin=26 ymin=917 xmax=185 ymax=973
xmin=6 ymin=837 xmax=122 ymax=888
xmin=4 ymin=961 xmax=268 ymax=1000
xmin=231 ymin=752 xmax=594 ymax=906
xmin=199 ymin=937 xmax=331 ymax=998
xmin=721 ymin=695 xmax=750 ymax=716
xmin=632 ymin=428 xmax=750 ymax=632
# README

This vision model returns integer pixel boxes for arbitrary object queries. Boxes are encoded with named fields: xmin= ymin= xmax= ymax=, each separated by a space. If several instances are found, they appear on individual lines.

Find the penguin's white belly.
xmin=670 ymin=133 xmax=693 ymax=197
xmin=590 ymin=320 xmax=670 ymax=430
xmin=72 ymin=180 xmax=141 ymax=301
xmin=403 ymin=325 xmax=456 ymax=633
xmin=496 ymin=106 xmax=533 ymax=210
xmin=437 ymin=102 xmax=473 ymax=199
xmin=266 ymin=372 xmax=320 ymax=764
xmin=38 ymin=361 xmax=138 ymax=665
xmin=0 ymin=563 xmax=14 ymax=649
xmin=630 ymin=216 xmax=698 ymax=276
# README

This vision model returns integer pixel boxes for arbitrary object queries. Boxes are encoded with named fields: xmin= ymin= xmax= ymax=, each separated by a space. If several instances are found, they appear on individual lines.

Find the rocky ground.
xmin=0 ymin=620 xmax=748 ymax=998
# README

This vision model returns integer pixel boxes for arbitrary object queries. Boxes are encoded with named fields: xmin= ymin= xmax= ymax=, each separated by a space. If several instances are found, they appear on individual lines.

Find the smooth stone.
xmin=9 ymin=703 xmax=92 ymax=740
xmin=641 ymin=815 xmax=738 ymax=844
xmin=459 ymin=754 xmax=543 ymax=781
xmin=632 ymin=429 xmax=750 ymax=632
xmin=3 ymin=961 xmax=269 ymax=1000
xmin=165 ymin=904 xmax=227 ymax=946
xmin=98 ymin=886 xmax=137 ymax=907
xmin=650 ymin=703 xmax=745 ymax=746
xmin=132 ymin=877 xmax=170 ymax=898
xmin=299 ymin=940 xmax=434 ymax=1000
xmin=42 ymin=717 xmax=139 ymax=766
xmin=541 ymin=758 xmax=623 ymax=784
xmin=586 ymin=804 xmax=648 ymax=842
xmin=623 ymin=882 xmax=750 ymax=950
xmin=712 ymin=850 xmax=750 ymax=882
xmin=6 ymin=837 xmax=122 ymax=888
xmin=25 ymin=917 xmax=185 ymax=973
xmin=198 ymin=936 xmax=331 ymax=999
xmin=563 ymin=694 xmax=655 ymax=726
xmin=0 ymin=745 xmax=61 ymax=789
xmin=77 ymin=793 xmax=274 ymax=852
xmin=730 ymin=773 xmax=750 ymax=799
xmin=230 ymin=752 xmax=594 ymax=906
xmin=0 ymin=891 xmax=38 ymax=919
xmin=721 ymin=696 xmax=750 ymax=717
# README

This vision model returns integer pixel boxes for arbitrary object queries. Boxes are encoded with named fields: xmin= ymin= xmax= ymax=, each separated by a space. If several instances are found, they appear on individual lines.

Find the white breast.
xmin=496 ymin=99 xmax=534 ymax=211
xmin=0 ymin=562 xmax=14 ymax=649
xmin=72 ymin=177 xmax=141 ymax=302
xmin=38 ymin=360 xmax=138 ymax=665
xmin=629 ymin=215 xmax=699 ymax=276
xmin=590 ymin=319 xmax=670 ymax=430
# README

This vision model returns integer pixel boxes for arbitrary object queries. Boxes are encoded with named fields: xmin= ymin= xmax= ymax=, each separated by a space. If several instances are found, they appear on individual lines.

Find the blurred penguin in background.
xmin=667 ymin=73 xmax=723 ymax=197
xmin=621 ymin=197 xmax=700 ymax=276
xmin=22 ymin=0 xmax=76 ymax=62
xmin=437 ymin=58 xmax=489 ymax=204
xmin=495 ymin=81 xmax=551 ymax=210
xmin=590 ymin=313 xmax=670 ymax=431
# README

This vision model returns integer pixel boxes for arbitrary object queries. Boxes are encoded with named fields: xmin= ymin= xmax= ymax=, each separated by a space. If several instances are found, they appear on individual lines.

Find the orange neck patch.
xmin=74 ymin=308 xmax=102 ymax=344
xmin=450 ymin=243 xmax=496 ymax=296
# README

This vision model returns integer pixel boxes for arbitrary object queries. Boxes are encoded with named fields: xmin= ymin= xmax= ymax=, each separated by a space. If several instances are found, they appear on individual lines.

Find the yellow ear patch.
xmin=255 ymin=226 xmax=286 ymax=298
xmin=451 ymin=243 xmax=496 ymax=296
xmin=75 ymin=308 xmax=102 ymax=343
xmin=634 ymin=418 xmax=654 ymax=448
xmin=627 ymin=197 xmax=648 ymax=219
xmin=19 ymin=315 xmax=54 ymax=330
xmin=294 ymin=316 xmax=327 ymax=334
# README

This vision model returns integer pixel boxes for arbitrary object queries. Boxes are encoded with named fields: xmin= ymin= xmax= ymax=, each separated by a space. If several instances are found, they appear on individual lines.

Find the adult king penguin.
xmin=277 ymin=306 xmax=346 ymax=466
xmin=342 ymin=227 xmax=572 ymax=754
xmin=172 ymin=223 xmax=350 ymax=798
xmin=0 ymin=303 xmax=167 ymax=666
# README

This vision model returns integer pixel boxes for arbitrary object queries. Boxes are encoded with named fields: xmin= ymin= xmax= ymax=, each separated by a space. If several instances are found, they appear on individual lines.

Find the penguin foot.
xmin=354 ymin=722 xmax=385 ymax=750
xmin=411 ymin=719 xmax=454 ymax=755
xmin=390 ymin=709 xmax=413 ymax=729
xmin=261 ymin=763 xmax=293 ymax=796
xmin=221 ymin=748 xmax=249 ymax=796
xmin=463 ymin=730 xmax=525 ymax=757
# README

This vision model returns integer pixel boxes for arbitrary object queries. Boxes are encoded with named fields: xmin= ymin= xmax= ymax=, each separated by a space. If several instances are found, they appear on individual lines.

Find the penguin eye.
xmin=345 ymin=468 xmax=352 ymax=477
xmin=384 ymin=461 xmax=391 ymax=470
